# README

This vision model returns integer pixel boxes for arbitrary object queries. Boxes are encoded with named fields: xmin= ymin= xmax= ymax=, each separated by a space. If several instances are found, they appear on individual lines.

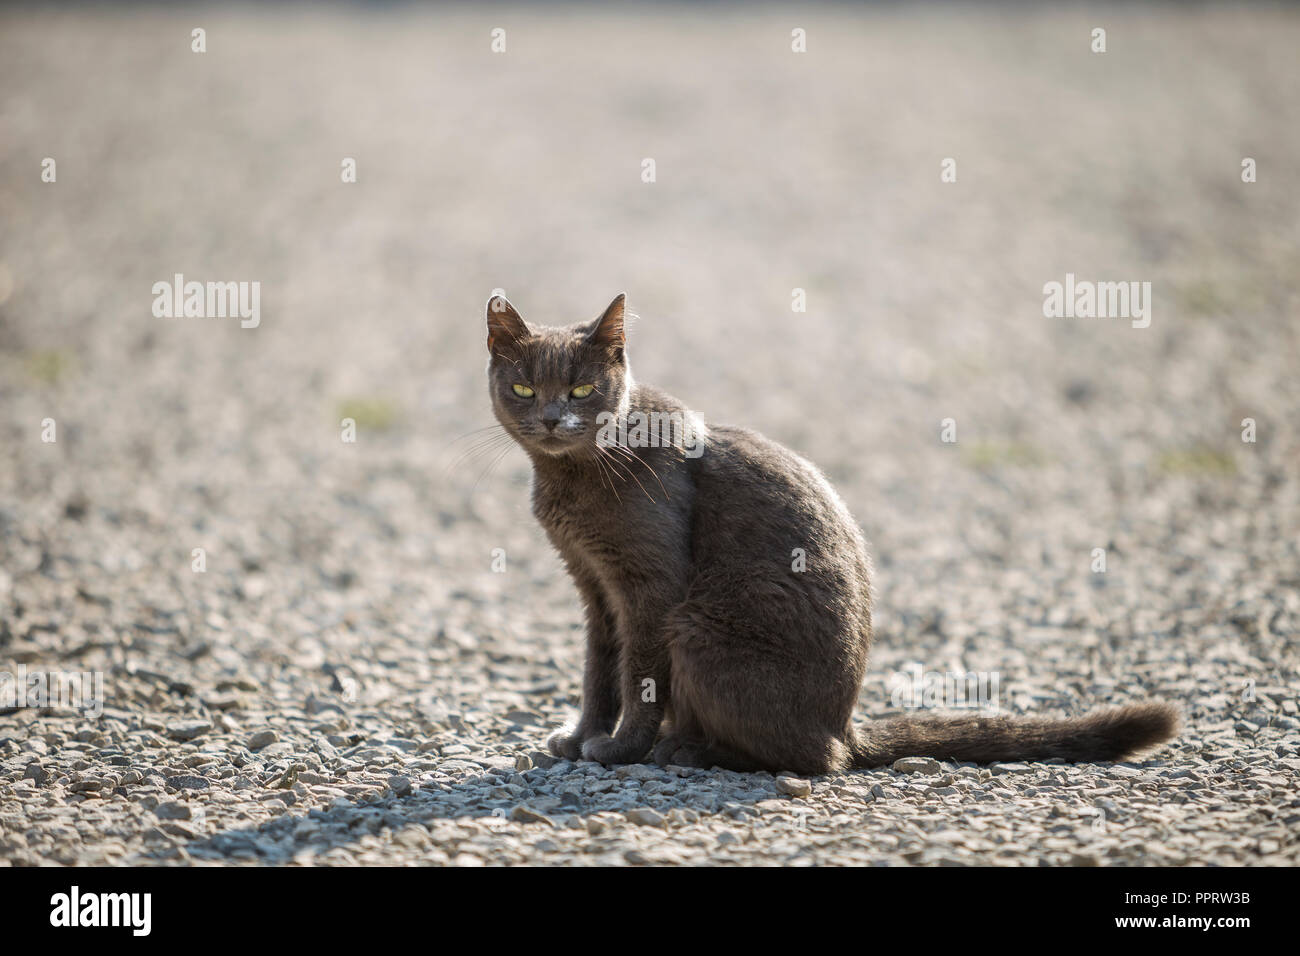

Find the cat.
xmin=485 ymin=292 xmax=1179 ymax=774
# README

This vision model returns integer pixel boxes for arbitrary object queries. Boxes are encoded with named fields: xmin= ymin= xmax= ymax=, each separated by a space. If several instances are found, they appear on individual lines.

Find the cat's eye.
xmin=570 ymin=384 xmax=595 ymax=399
xmin=512 ymin=384 xmax=535 ymax=398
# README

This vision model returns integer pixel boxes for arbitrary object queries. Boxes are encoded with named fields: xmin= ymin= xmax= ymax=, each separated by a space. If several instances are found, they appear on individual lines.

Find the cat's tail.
xmin=849 ymin=702 xmax=1179 ymax=767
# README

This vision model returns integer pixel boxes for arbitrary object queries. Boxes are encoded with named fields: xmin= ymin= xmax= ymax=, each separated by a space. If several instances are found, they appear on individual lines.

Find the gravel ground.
xmin=2 ymin=5 xmax=1298 ymax=866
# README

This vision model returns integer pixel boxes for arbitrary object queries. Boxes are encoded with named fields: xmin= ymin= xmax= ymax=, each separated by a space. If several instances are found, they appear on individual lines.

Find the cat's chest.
xmin=530 ymin=466 xmax=690 ymax=563
xmin=531 ymin=480 xmax=627 ymax=551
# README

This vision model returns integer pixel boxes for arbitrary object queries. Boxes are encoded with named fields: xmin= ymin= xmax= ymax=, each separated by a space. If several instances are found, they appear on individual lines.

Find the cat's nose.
xmin=541 ymin=403 xmax=565 ymax=431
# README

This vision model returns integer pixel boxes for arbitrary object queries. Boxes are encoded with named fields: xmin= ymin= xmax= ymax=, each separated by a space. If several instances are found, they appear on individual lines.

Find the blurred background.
xmin=2 ymin=3 xmax=1298 ymax=753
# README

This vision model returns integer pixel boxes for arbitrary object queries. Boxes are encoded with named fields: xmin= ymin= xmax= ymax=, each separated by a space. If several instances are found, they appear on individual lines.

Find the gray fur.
xmin=485 ymin=293 xmax=1179 ymax=773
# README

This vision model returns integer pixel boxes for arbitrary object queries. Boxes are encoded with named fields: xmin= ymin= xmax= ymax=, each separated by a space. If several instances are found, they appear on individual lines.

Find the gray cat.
xmin=485 ymin=292 xmax=1178 ymax=773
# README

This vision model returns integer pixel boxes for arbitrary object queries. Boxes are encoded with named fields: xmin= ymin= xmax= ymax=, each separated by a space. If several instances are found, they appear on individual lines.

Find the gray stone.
xmin=166 ymin=721 xmax=213 ymax=742
xmin=511 ymin=805 xmax=556 ymax=825
xmin=155 ymin=801 xmax=192 ymax=820
xmin=528 ymin=751 xmax=558 ymax=770
xmin=893 ymin=757 xmax=942 ymax=775
xmin=625 ymin=808 xmax=668 ymax=828
xmin=775 ymin=776 xmax=812 ymax=797
xmin=989 ymin=762 xmax=1034 ymax=776
xmin=246 ymin=730 xmax=279 ymax=751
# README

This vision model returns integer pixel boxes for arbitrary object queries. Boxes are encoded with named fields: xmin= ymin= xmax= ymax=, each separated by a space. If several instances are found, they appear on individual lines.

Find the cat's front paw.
xmin=580 ymin=733 xmax=649 ymax=765
xmin=546 ymin=726 xmax=584 ymax=761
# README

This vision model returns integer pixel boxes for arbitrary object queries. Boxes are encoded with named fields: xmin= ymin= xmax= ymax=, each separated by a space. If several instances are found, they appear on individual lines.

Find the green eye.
xmin=570 ymin=384 xmax=595 ymax=399
xmin=512 ymin=384 xmax=535 ymax=398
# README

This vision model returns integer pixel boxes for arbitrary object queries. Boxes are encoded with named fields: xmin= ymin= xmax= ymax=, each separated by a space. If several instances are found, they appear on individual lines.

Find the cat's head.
xmin=485 ymin=293 xmax=632 ymax=458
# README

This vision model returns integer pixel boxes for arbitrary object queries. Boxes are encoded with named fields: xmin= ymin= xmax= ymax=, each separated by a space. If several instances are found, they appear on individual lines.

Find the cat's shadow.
xmin=174 ymin=765 xmax=796 ymax=864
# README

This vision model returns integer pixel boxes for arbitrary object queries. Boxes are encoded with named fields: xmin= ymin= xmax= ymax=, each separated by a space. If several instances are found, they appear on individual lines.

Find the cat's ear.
xmin=486 ymin=294 xmax=530 ymax=355
xmin=587 ymin=293 xmax=626 ymax=351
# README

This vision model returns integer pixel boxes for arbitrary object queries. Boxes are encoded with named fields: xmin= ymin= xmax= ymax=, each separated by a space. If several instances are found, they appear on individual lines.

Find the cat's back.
xmin=693 ymin=421 xmax=870 ymax=580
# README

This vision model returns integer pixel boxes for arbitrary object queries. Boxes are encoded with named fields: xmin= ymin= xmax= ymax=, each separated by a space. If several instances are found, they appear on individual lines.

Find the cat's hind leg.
xmin=652 ymin=733 xmax=762 ymax=772
xmin=665 ymin=600 xmax=858 ymax=776
xmin=650 ymin=700 xmax=763 ymax=770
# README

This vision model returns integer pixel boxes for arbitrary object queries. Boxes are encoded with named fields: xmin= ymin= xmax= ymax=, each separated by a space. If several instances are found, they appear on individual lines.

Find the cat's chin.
xmin=531 ymin=435 xmax=585 ymax=457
